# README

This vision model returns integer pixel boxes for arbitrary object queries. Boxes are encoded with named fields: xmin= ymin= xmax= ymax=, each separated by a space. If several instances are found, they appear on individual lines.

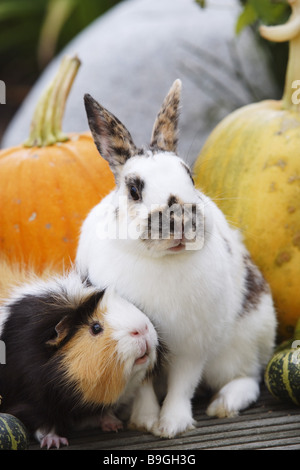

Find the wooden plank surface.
xmin=29 ymin=384 xmax=300 ymax=450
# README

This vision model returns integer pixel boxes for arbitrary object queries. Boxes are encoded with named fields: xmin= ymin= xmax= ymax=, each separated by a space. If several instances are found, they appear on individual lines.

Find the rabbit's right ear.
xmin=84 ymin=94 xmax=140 ymax=183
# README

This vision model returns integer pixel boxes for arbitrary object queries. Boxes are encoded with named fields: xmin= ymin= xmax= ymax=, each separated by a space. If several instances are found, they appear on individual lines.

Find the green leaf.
xmin=235 ymin=0 xmax=290 ymax=34
xmin=249 ymin=0 xmax=289 ymax=25
xmin=235 ymin=3 xmax=258 ymax=35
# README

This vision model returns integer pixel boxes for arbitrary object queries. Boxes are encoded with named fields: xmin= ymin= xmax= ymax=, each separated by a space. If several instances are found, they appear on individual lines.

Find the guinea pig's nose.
xmin=130 ymin=324 xmax=149 ymax=337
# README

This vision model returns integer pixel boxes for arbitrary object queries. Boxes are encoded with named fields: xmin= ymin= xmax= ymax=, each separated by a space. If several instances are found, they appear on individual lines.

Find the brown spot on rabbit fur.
xmin=241 ymin=254 xmax=270 ymax=315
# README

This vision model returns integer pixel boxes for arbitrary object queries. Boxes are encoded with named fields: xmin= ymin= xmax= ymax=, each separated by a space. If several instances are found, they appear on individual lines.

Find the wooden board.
xmin=28 ymin=384 xmax=300 ymax=450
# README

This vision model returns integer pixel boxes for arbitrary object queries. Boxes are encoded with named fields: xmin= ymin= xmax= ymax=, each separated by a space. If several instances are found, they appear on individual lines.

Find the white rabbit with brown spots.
xmin=76 ymin=80 xmax=277 ymax=438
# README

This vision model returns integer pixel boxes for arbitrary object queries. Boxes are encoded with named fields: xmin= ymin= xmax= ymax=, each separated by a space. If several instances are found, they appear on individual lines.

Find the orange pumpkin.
xmin=0 ymin=56 xmax=115 ymax=272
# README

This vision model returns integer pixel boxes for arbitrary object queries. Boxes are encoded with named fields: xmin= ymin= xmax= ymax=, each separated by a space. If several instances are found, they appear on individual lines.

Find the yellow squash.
xmin=194 ymin=0 xmax=300 ymax=339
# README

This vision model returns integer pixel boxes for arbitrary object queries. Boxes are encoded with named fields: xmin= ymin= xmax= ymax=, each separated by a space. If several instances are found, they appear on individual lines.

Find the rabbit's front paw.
xmin=129 ymin=396 xmax=160 ymax=433
xmin=153 ymin=409 xmax=195 ymax=439
xmin=129 ymin=379 xmax=161 ymax=433
xmin=129 ymin=409 xmax=159 ymax=433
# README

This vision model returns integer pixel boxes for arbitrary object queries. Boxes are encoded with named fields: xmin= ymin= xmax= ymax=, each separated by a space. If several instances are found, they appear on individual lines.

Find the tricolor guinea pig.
xmin=0 ymin=262 xmax=158 ymax=449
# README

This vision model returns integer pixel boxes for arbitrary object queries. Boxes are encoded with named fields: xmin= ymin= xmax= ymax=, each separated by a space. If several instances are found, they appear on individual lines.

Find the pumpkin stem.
xmin=24 ymin=55 xmax=81 ymax=147
xmin=259 ymin=0 xmax=300 ymax=113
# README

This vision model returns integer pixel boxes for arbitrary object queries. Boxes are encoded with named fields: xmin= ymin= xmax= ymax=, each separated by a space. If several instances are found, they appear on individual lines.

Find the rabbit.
xmin=76 ymin=79 xmax=277 ymax=438
xmin=0 ymin=260 xmax=158 ymax=448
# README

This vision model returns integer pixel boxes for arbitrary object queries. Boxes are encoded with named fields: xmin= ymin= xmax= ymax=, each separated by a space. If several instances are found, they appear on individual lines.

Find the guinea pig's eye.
xmin=90 ymin=322 xmax=103 ymax=336
xmin=130 ymin=185 xmax=140 ymax=201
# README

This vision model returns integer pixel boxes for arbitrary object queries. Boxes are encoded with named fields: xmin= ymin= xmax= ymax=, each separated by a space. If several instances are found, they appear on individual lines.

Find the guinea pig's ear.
xmin=84 ymin=94 xmax=141 ymax=184
xmin=46 ymin=316 xmax=70 ymax=348
xmin=150 ymin=79 xmax=182 ymax=154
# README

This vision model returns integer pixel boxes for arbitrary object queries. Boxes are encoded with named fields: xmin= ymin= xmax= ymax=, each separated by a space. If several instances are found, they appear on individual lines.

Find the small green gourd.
xmin=265 ymin=318 xmax=300 ymax=405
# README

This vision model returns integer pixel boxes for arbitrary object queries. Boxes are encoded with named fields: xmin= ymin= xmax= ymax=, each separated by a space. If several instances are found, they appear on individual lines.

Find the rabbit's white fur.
xmin=76 ymin=80 xmax=277 ymax=438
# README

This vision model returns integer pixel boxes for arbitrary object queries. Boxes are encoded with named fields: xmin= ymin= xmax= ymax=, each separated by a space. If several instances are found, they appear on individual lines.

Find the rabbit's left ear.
xmin=84 ymin=94 xmax=141 ymax=183
xmin=150 ymin=79 xmax=182 ymax=153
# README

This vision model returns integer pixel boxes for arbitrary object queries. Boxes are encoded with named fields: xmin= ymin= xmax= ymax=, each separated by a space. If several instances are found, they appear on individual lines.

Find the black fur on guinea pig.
xmin=0 ymin=267 xmax=158 ymax=448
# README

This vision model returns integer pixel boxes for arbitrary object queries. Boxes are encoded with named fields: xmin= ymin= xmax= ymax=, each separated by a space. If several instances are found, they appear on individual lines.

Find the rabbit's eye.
xmin=130 ymin=186 xmax=140 ymax=201
xmin=90 ymin=322 xmax=103 ymax=336
xmin=126 ymin=175 xmax=144 ymax=201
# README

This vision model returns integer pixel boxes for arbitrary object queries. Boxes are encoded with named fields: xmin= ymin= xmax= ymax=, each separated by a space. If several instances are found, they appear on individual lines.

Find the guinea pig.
xmin=0 ymin=261 xmax=158 ymax=448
